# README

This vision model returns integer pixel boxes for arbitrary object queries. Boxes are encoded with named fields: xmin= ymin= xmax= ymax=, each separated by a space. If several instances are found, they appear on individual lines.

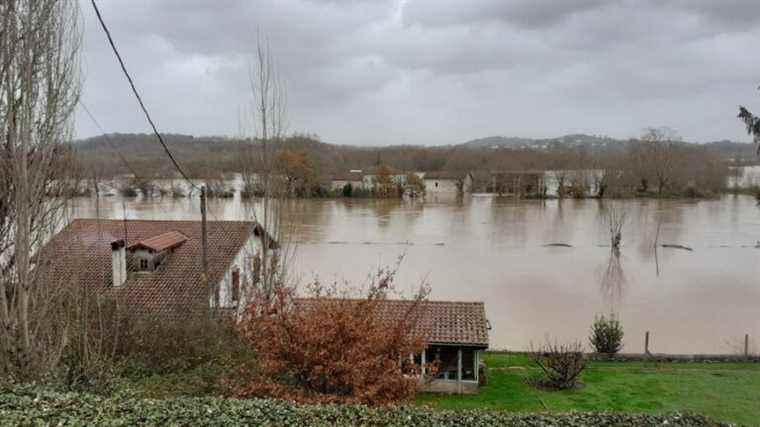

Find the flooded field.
xmin=70 ymin=190 xmax=760 ymax=354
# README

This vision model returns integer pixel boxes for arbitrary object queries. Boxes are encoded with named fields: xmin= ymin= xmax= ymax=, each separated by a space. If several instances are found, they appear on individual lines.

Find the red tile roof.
xmin=295 ymin=298 xmax=489 ymax=348
xmin=37 ymin=219 xmax=260 ymax=318
xmin=128 ymin=231 xmax=188 ymax=252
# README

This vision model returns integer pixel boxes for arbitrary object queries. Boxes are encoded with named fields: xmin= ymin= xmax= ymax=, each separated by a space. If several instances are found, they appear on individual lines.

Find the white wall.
xmin=216 ymin=233 xmax=262 ymax=309
xmin=424 ymin=178 xmax=459 ymax=194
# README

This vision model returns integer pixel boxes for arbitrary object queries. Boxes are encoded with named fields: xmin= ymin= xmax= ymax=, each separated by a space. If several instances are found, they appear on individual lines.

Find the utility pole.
xmin=201 ymin=186 xmax=211 ymax=311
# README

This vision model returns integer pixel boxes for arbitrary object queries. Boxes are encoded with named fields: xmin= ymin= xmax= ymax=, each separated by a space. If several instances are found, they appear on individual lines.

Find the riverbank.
xmin=417 ymin=353 xmax=760 ymax=426
xmin=0 ymin=384 xmax=728 ymax=426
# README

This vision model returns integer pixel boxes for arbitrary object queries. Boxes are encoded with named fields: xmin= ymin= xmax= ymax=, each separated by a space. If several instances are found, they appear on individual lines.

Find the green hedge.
xmin=0 ymin=386 xmax=728 ymax=426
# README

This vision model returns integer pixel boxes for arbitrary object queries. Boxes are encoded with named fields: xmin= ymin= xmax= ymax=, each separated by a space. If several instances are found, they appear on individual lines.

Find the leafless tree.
xmin=641 ymin=127 xmax=679 ymax=196
xmin=238 ymin=32 xmax=294 ymax=311
xmin=601 ymin=202 xmax=627 ymax=249
xmin=0 ymin=0 xmax=81 ymax=379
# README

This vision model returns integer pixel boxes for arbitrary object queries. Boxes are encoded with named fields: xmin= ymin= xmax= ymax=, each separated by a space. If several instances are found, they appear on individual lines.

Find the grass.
xmin=416 ymin=353 xmax=760 ymax=426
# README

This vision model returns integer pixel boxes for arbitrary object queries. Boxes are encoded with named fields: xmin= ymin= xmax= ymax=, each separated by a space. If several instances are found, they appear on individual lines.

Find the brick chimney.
xmin=111 ymin=239 xmax=126 ymax=287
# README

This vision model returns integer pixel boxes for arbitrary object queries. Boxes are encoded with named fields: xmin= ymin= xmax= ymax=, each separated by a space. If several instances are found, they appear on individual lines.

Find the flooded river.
xmin=70 ymin=191 xmax=760 ymax=354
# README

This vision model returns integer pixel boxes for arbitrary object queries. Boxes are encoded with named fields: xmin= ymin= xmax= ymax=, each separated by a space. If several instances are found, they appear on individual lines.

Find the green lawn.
xmin=416 ymin=353 xmax=760 ymax=426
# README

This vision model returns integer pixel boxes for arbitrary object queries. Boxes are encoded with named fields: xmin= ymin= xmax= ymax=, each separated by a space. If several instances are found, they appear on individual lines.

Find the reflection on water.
xmin=70 ymin=192 xmax=760 ymax=354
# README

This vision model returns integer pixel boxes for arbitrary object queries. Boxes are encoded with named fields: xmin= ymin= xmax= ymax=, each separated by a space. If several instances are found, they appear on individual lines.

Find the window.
xmin=231 ymin=268 xmax=240 ymax=302
xmin=139 ymin=259 xmax=149 ymax=270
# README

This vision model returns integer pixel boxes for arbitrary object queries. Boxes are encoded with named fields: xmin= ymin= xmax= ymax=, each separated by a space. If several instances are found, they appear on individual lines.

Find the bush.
xmin=117 ymin=314 xmax=251 ymax=375
xmin=342 ymin=183 xmax=353 ymax=197
xmin=234 ymin=265 xmax=431 ymax=405
xmin=589 ymin=314 xmax=624 ymax=354
xmin=529 ymin=341 xmax=586 ymax=390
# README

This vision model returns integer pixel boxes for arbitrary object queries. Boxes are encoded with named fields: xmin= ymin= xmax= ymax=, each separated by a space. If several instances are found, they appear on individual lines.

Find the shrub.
xmin=529 ymin=340 xmax=586 ymax=390
xmin=118 ymin=185 xmax=138 ymax=197
xmin=342 ymin=183 xmax=353 ymax=197
xmin=117 ymin=314 xmax=251 ymax=375
xmin=234 ymin=265 xmax=431 ymax=405
xmin=589 ymin=314 xmax=624 ymax=354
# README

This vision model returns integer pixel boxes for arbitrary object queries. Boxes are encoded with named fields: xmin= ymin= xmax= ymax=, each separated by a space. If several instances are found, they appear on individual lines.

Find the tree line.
xmin=74 ymin=128 xmax=733 ymax=198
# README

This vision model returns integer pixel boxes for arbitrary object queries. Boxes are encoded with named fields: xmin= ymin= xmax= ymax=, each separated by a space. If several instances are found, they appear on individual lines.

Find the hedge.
xmin=0 ymin=386 xmax=730 ymax=426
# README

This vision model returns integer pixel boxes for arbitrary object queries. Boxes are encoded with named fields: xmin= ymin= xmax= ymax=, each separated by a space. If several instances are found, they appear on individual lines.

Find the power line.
xmin=79 ymin=101 xmax=139 ymax=178
xmin=89 ymin=0 xmax=198 ymax=190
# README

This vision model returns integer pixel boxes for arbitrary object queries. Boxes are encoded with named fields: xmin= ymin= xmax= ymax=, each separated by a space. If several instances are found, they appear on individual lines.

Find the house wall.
xmin=424 ymin=178 xmax=459 ymax=194
xmin=216 ymin=233 xmax=262 ymax=309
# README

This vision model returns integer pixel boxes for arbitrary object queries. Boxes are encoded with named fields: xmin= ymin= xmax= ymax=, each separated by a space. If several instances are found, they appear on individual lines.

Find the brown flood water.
xmin=70 ymin=192 xmax=760 ymax=354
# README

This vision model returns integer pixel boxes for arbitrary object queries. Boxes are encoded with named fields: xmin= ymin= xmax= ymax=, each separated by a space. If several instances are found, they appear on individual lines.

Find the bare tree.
xmin=0 ymin=0 xmax=81 ymax=379
xmin=601 ymin=202 xmax=627 ymax=249
xmin=239 ymin=33 xmax=293 ymax=311
xmin=641 ymin=127 xmax=679 ymax=196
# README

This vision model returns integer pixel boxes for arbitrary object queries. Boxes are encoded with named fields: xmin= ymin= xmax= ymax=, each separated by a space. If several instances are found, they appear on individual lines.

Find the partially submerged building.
xmin=423 ymin=171 xmax=474 ymax=194
xmin=329 ymin=171 xmax=365 ymax=192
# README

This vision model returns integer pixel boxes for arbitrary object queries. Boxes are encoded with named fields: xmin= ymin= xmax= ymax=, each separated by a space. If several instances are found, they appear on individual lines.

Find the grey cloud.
xmin=77 ymin=0 xmax=760 ymax=145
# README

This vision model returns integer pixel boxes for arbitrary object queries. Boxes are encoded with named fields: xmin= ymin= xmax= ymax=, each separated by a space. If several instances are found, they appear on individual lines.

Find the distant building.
xmin=330 ymin=171 xmax=365 ymax=192
xmin=423 ymin=171 xmax=473 ymax=194
xmin=362 ymin=166 xmax=408 ymax=188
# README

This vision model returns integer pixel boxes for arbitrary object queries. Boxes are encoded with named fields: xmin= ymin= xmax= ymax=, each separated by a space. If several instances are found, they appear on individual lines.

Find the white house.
xmin=423 ymin=171 xmax=473 ymax=194
xmin=330 ymin=171 xmax=365 ymax=192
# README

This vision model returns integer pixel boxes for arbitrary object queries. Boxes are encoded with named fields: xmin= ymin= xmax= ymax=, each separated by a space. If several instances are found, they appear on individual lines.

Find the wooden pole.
xmin=645 ymin=331 xmax=650 ymax=355
xmin=457 ymin=348 xmax=462 ymax=394
xmin=201 ymin=186 xmax=210 ymax=309
xmin=745 ymin=334 xmax=750 ymax=358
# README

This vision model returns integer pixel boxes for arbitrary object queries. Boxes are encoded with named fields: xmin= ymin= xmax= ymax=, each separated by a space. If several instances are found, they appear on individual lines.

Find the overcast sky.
xmin=78 ymin=0 xmax=760 ymax=146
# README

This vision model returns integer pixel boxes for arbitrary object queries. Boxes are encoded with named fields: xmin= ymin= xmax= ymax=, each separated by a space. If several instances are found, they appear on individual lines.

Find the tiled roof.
xmin=128 ymin=231 xmax=188 ymax=252
xmin=295 ymin=298 xmax=489 ymax=347
xmin=36 ymin=219 xmax=259 ymax=318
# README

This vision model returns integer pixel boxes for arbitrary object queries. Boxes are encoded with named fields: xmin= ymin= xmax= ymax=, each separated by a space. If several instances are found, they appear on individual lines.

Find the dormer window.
xmin=128 ymin=231 xmax=188 ymax=273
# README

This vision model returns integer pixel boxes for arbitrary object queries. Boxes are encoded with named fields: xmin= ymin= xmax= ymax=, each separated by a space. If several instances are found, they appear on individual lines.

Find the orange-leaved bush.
xmin=233 ymin=264 xmax=433 ymax=405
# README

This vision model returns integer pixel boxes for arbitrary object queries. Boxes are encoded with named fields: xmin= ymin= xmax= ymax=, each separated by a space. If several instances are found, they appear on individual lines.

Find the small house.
xmin=423 ymin=171 xmax=474 ymax=194
xmin=36 ymin=219 xmax=277 ymax=318
xmin=330 ymin=171 xmax=365 ymax=192
xmin=296 ymin=298 xmax=490 ymax=394
xmin=362 ymin=166 xmax=408 ymax=188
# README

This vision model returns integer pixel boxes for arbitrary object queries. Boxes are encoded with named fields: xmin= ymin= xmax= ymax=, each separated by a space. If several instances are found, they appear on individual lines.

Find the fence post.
xmin=645 ymin=331 xmax=650 ymax=355
xmin=745 ymin=334 xmax=750 ymax=358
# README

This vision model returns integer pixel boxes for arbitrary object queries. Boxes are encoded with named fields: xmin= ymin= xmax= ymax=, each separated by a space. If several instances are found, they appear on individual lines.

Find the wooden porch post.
xmin=457 ymin=348 xmax=462 ymax=394
xmin=474 ymin=350 xmax=479 ymax=383
xmin=421 ymin=349 xmax=426 ymax=377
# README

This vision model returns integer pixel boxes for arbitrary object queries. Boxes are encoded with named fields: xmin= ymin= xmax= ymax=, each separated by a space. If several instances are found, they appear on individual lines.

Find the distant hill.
xmin=459 ymin=134 xmax=620 ymax=150
xmin=460 ymin=134 xmax=757 ymax=162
